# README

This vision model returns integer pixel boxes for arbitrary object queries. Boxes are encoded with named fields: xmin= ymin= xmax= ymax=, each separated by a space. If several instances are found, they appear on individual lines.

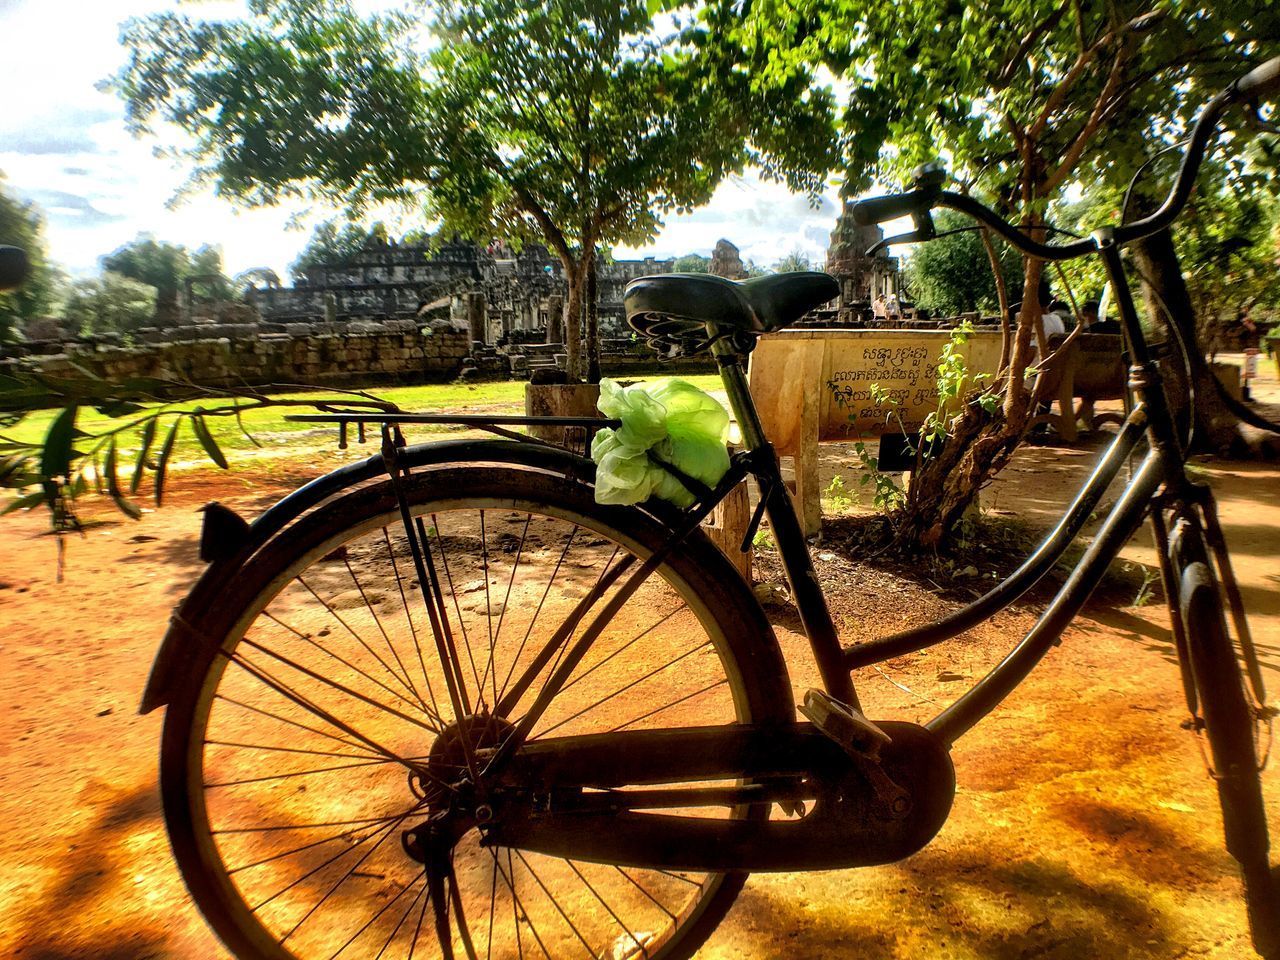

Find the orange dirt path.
xmin=1 ymin=374 xmax=1278 ymax=959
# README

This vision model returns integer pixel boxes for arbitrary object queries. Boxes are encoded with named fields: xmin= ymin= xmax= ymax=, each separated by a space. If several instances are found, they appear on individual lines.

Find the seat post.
xmin=710 ymin=336 xmax=769 ymax=452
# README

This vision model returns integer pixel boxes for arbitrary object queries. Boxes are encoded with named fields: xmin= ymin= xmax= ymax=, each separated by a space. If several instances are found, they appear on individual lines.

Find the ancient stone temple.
xmin=245 ymin=238 xmax=674 ymax=346
xmin=824 ymin=203 xmax=901 ymax=322
xmin=709 ymin=239 xmax=747 ymax=279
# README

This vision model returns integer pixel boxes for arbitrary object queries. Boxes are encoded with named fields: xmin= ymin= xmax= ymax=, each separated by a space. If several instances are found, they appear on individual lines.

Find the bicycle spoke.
xmin=542 ymin=545 xmax=622 ymax=688
xmin=478 ymin=509 xmax=498 ymax=710
xmin=372 ymin=876 xmax=429 ymax=960
xmin=327 ymin=867 xmax=426 ymax=960
xmin=512 ymin=850 xmax=599 ymax=958
xmin=219 ymin=643 xmax=450 ymax=787
xmin=555 ymin=605 xmax=685 ymax=697
xmin=278 ymin=809 xmax=415 ymax=941
xmin=215 ymin=812 xmax=413 ymax=836
xmin=493 ymin=848 xmax=551 ymax=960
xmin=535 ymin=639 xmax=713 ymax=738
xmin=609 ymin=678 xmax=729 ymax=733
xmin=297 ymin=577 xmax=436 ymax=717
xmin=493 ymin=551 xmax=635 ymax=719
xmin=430 ymin=515 xmax=484 ymax=703
xmin=205 ymin=739 xmax=382 ymax=762
xmin=253 ymin=809 xmax=406 ymax=916
xmin=229 ymin=818 xmax=409 ymax=876
xmin=206 ymin=755 xmax=396 ymax=789
xmin=382 ymin=527 xmax=447 ymax=730
xmin=450 ymin=854 xmax=480 ymax=960
xmin=343 ymin=553 xmax=432 ymax=712
xmin=213 ymin=695 xmax=378 ymax=757
xmin=614 ymin=867 xmax=675 ymax=919
xmin=496 ymin=523 xmax=578 ymax=707
xmin=262 ymin=609 xmax=442 ymax=728
xmin=565 ymin=860 xmax=643 ymax=957
xmin=240 ymin=636 xmax=439 ymax=739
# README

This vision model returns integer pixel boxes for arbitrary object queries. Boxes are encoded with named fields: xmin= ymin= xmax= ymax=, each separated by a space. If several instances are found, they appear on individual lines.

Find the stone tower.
xmin=709 ymin=239 xmax=746 ymax=280
xmin=825 ymin=203 xmax=901 ymax=321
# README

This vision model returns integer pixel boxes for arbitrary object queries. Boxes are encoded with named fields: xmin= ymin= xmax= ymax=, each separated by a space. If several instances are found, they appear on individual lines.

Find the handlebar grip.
xmin=0 ymin=246 xmax=28 ymax=293
xmin=850 ymin=188 xmax=936 ymax=226
xmin=1231 ymin=55 xmax=1280 ymax=104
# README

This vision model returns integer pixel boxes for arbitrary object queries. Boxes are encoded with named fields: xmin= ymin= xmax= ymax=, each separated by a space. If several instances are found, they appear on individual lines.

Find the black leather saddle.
xmin=625 ymin=272 xmax=839 ymax=355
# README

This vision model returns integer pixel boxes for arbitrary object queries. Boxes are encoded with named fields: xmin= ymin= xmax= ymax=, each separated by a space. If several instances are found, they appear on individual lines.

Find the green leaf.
xmin=154 ymin=418 xmax=182 ymax=506
xmin=191 ymin=413 xmax=229 ymax=469
xmin=131 ymin=416 xmax=158 ymax=494
xmin=40 ymin=404 xmax=78 ymax=482
xmin=105 ymin=437 xmax=142 ymax=520
xmin=1 ymin=490 xmax=46 ymax=516
xmin=233 ymin=403 xmax=261 ymax=448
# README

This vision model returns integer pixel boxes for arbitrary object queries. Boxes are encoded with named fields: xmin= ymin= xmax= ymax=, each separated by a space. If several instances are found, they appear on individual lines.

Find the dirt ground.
xmin=1 ymin=360 xmax=1278 ymax=959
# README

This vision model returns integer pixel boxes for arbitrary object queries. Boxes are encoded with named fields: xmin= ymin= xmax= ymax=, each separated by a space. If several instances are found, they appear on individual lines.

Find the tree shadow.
xmin=7 ymin=783 xmax=172 ymax=960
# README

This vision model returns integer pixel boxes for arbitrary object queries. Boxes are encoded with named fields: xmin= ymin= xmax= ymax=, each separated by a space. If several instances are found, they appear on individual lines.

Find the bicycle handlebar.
xmin=0 ymin=246 xmax=28 ymax=293
xmin=1230 ymin=55 xmax=1280 ymax=104
xmin=849 ymin=188 xmax=938 ymax=227
xmin=851 ymin=55 xmax=1280 ymax=260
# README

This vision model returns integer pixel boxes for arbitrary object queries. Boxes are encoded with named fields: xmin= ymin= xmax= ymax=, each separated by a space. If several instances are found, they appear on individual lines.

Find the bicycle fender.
xmin=139 ymin=437 xmax=725 ymax=714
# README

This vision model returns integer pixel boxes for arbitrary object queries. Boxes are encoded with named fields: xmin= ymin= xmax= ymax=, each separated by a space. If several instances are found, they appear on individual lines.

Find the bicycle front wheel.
xmin=1179 ymin=555 xmax=1280 ymax=958
xmin=161 ymin=466 xmax=790 ymax=960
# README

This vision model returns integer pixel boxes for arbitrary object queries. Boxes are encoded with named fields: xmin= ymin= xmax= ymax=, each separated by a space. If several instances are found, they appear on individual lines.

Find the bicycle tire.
xmin=160 ymin=466 xmax=792 ymax=960
xmin=1178 ymin=555 xmax=1280 ymax=958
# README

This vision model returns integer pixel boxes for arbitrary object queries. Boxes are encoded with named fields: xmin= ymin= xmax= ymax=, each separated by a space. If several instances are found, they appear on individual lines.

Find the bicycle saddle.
xmin=625 ymin=272 xmax=839 ymax=355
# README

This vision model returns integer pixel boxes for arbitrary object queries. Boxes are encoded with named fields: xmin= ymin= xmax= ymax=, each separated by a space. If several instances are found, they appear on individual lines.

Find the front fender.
xmin=140 ymin=438 xmax=711 ymax=714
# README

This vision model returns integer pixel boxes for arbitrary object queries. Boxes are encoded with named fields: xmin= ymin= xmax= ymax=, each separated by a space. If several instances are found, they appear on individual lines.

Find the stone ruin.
xmin=2 ymin=212 xmax=997 ymax=390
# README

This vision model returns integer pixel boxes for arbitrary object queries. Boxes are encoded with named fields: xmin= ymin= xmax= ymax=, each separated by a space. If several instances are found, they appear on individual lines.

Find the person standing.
xmin=872 ymin=293 xmax=887 ymax=324
xmin=1239 ymin=303 xmax=1261 ymax=402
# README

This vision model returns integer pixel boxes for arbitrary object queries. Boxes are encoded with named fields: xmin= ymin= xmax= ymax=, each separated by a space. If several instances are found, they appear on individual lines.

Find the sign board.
xmin=749 ymin=328 xmax=1005 ymax=444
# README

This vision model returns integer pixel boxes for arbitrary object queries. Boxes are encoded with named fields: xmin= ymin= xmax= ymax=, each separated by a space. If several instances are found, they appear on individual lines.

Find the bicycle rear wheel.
xmin=161 ymin=466 xmax=791 ymax=960
xmin=1177 ymin=542 xmax=1279 ymax=958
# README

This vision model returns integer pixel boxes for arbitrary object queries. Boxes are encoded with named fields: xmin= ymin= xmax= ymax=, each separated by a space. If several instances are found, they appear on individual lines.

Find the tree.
xmin=62 ymin=272 xmax=158 ymax=336
xmin=905 ymin=211 xmax=1023 ymax=316
xmin=112 ymin=0 xmax=836 ymax=380
xmin=672 ymin=253 xmax=711 ymax=273
xmin=707 ymin=0 xmax=1280 ymax=546
xmin=0 ymin=175 xmax=59 ymax=341
xmin=773 ymin=248 xmax=812 ymax=273
xmin=290 ymin=220 xmax=386 ymax=281
xmin=100 ymin=236 xmax=234 ymax=324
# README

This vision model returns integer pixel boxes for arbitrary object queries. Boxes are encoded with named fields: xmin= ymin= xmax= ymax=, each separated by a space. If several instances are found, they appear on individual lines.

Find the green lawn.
xmin=7 ymin=373 xmax=725 ymax=472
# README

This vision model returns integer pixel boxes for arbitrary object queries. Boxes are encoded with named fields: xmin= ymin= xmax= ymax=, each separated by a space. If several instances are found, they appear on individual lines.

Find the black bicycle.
xmin=133 ymin=58 xmax=1280 ymax=959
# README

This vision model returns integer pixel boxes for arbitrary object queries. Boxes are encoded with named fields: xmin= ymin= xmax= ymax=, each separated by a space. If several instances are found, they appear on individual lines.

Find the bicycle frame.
xmin=694 ymin=224 xmax=1208 ymax=749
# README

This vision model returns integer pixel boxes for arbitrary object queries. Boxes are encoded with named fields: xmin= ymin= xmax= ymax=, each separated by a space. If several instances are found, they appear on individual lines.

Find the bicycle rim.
xmin=162 ymin=469 xmax=788 ymax=960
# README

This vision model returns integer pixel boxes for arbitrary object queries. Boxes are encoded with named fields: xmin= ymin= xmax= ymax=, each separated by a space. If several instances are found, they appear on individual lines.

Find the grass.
xmin=5 ymin=373 xmax=726 ymax=472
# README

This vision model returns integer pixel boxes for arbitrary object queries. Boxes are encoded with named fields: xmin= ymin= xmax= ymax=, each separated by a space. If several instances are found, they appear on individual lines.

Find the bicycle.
xmin=135 ymin=58 xmax=1280 ymax=959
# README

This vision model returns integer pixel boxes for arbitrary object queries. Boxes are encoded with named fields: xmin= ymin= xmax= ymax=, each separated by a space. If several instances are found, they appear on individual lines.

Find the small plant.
xmin=853 ymin=441 xmax=906 ymax=512
xmin=752 ymin=527 xmax=775 ymax=551
xmin=1131 ymin=564 xmax=1160 ymax=607
xmin=824 ymin=474 xmax=853 ymax=513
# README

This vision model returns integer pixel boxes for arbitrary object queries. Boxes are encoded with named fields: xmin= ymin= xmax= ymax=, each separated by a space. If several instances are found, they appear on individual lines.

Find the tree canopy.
xmin=112 ymin=0 xmax=839 ymax=378
xmin=101 ymin=236 xmax=232 ymax=324
xmin=62 ymin=272 xmax=158 ymax=336
xmin=905 ymin=211 xmax=1023 ymax=316
xmin=0 ymin=175 xmax=59 ymax=341
xmin=703 ymin=0 xmax=1280 ymax=543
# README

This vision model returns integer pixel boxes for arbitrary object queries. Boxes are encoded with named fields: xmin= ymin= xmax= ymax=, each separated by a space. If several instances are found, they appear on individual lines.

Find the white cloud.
xmin=0 ymin=0 xmax=909 ymax=283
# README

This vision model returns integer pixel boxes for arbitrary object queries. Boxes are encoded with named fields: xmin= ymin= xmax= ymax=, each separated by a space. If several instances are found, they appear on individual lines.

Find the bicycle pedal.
xmin=799 ymin=689 xmax=892 ymax=757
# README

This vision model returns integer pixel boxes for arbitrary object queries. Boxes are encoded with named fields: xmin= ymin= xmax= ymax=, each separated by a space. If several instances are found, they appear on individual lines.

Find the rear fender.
xmin=139 ymin=438 xmax=745 ymax=713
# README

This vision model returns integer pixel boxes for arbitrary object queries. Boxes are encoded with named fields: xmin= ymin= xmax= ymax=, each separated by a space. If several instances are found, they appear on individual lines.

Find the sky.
xmin=0 ymin=0 xmax=862 ymax=283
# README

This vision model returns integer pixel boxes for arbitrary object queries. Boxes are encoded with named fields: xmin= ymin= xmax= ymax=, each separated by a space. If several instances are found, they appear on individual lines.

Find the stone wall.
xmin=1 ymin=323 xmax=473 ymax=390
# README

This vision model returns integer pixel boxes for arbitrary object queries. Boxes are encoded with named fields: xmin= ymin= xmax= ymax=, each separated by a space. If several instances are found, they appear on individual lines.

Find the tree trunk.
xmin=1132 ymin=229 xmax=1280 ymax=458
xmin=586 ymin=255 xmax=601 ymax=384
xmin=891 ymin=256 xmax=1044 ymax=550
xmin=562 ymin=260 xmax=585 ymax=382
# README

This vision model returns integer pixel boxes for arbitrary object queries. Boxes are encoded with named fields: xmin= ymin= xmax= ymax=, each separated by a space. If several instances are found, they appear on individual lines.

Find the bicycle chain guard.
xmin=483 ymin=721 xmax=956 ymax=873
